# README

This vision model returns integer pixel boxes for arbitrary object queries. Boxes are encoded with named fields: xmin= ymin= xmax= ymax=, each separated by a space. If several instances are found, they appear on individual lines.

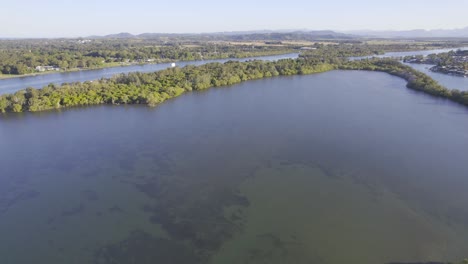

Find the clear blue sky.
xmin=1 ymin=0 xmax=467 ymax=37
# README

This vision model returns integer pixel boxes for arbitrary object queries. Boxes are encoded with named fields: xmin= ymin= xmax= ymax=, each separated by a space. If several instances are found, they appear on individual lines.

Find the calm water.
xmin=378 ymin=47 xmax=468 ymax=57
xmin=0 ymin=53 xmax=298 ymax=95
xmin=404 ymin=63 xmax=468 ymax=91
xmin=1 ymin=71 xmax=468 ymax=264
xmin=350 ymin=47 xmax=468 ymax=60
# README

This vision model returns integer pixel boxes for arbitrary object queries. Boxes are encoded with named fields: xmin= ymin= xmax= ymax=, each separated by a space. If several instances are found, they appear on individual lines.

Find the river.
xmin=403 ymin=62 xmax=468 ymax=91
xmin=350 ymin=47 xmax=468 ymax=59
xmin=1 ymin=71 xmax=468 ymax=264
xmin=0 ymin=53 xmax=299 ymax=95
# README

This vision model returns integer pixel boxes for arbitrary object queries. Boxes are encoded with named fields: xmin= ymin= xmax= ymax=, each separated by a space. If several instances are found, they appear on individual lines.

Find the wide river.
xmin=1 ymin=70 xmax=468 ymax=264
xmin=0 ymin=53 xmax=299 ymax=95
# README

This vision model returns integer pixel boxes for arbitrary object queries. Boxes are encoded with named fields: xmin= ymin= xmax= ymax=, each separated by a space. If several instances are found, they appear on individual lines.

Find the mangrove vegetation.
xmin=1 ymin=53 xmax=468 ymax=114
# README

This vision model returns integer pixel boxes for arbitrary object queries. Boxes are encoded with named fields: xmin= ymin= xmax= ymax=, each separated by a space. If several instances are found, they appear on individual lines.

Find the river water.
xmin=379 ymin=47 xmax=468 ymax=91
xmin=0 ymin=53 xmax=299 ymax=95
xmin=1 ymin=71 xmax=468 ymax=264
xmin=403 ymin=62 xmax=468 ymax=91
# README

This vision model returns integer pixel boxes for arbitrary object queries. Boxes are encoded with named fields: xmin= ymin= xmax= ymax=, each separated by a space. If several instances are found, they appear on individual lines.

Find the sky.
xmin=1 ymin=0 xmax=467 ymax=38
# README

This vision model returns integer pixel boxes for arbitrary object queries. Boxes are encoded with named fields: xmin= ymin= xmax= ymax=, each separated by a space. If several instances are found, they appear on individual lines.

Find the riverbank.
xmin=0 ymin=62 xmax=148 ymax=80
xmin=0 ymin=50 xmax=297 ymax=80
xmin=0 ymin=71 xmax=58 ymax=80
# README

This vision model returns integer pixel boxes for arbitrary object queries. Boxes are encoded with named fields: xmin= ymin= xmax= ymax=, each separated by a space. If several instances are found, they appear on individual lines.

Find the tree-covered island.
xmin=1 ymin=53 xmax=467 ymax=114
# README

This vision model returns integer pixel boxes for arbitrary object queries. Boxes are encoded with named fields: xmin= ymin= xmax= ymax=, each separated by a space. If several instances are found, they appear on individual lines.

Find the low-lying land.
xmin=1 ymin=53 xmax=467 ymax=113
xmin=0 ymin=37 xmax=463 ymax=77
xmin=0 ymin=39 xmax=295 ymax=76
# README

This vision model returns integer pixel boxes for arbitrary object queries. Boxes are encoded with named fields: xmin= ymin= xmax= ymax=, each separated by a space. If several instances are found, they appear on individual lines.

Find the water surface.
xmin=351 ymin=47 xmax=468 ymax=91
xmin=1 ymin=71 xmax=468 ymax=264
xmin=404 ymin=62 xmax=468 ymax=91
xmin=350 ymin=47 xmax=468 ymax=60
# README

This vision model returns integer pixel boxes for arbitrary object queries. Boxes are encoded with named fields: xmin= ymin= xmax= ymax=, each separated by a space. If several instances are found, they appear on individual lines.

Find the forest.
xmin=0 ymin=39 xmax=295 ymax=75
xmin=0 ymin=37 xmax=462 ymax=76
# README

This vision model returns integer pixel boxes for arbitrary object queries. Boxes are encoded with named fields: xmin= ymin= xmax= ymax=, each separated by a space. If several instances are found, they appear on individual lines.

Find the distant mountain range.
xmin=344 ymin=27 xmax=468 ymax=38
xmin=88 ymin=30 xmax=354 ymax=41
xmin=4 ymin=27 xmax=467 ymax=40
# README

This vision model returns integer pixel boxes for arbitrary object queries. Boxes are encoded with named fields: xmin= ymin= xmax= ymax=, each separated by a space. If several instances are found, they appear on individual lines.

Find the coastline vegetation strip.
xmin=0 ymin=57 xmax=467 ymax=114
xmin=340 ymin=58 xmax=467 ymax=100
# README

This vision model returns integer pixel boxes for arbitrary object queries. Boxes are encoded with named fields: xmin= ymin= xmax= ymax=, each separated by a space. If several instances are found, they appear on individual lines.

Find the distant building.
xmin=35 ymin=66 xmax=60 ymax=72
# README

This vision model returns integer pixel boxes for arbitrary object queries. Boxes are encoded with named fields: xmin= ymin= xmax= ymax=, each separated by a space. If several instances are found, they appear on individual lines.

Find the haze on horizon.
xmin=1 ymin=0 xmax=467 ymax=38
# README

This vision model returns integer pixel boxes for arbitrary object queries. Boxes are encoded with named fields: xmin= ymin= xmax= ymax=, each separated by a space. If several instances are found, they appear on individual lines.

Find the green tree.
xmin=12 ymin=104 xmax=22 ymax=112
xmin=0 ymin=96 xmax=8 ymax=112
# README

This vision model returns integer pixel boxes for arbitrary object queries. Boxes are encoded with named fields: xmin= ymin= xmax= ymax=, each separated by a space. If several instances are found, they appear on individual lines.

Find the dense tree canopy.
xmin=0 ymin=39 xmax=296 ymax=75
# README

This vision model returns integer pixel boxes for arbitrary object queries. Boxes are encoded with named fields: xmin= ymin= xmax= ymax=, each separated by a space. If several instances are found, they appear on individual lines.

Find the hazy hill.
xmin=345 ymin=27 xmax=468 ymax=38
